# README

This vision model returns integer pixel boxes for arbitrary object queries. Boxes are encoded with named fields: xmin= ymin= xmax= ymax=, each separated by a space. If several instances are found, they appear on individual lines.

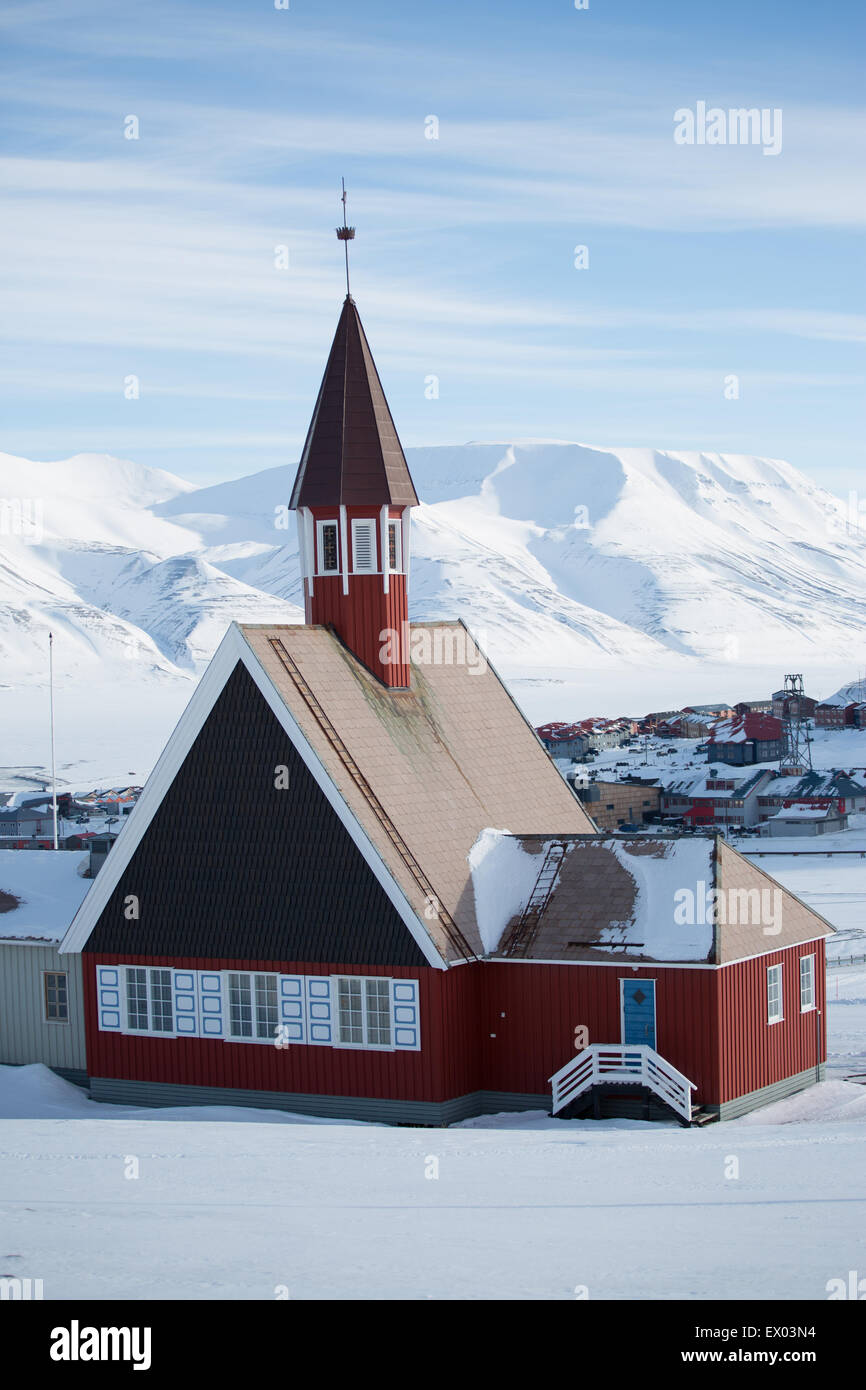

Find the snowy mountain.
xmin=1 ymin=441 xmax=864 ymax=787
xmin=822 ymin=677 xmax=866 ymax=708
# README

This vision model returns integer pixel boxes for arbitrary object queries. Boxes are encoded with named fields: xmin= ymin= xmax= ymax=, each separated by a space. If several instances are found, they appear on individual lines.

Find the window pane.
xmin=321 ymin=523 xmax=338 ymax=572
xmin=44 ymin=972 xmax=69 ymax=1021
xmin=254 ymin=974 xmax=278 ymax=1039
xmin=229 ymin=973 xmax=253 ymax=1038
xmin=800 ymin=956 xmax=814 ymax=1009
xmin=365 ymin=978 xmax=391 ymax=1047
xmin=338 ymin=977 xmax=363 ymax=1044
xmin=388 ymin=521 xmax=399 ymax=571
xmin=150 ymin=969 xmax=174 ymax=1032
xmin=767 ymin=965 xmax=783 ymax=1022
xmin=126 ymin=967 xmax=148 ymax=1031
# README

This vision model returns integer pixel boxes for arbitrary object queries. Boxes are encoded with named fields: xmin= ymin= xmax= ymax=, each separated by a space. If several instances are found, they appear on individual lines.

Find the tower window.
xmin=316 ymin=520 xmax=339 ymax=574
xmin=388 ymin=519 xmax=402 ymax=572
xmin=351 ymin=518 xmax=376 ymax=573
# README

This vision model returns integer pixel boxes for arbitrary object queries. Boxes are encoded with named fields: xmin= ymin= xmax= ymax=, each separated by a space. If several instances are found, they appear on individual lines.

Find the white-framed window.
xmin=316 ymin=519 xmax=339 ymax=574
xmin=125 ymin=966 xmax=174 ymax=1034
xmin=336 ymin=976 xmax=392 ymax=1048
xmin=98 ymin=966 xmax=420 ymax=1052
xmin=228 ymin=972 xmax=279 ymax=1042
xmin=767 ymin=963 xmax=783 ymax=1024
xmin=43 ymin=971 xmax=69 ymax=1023
xmin=800 ymin=954 xmax=816 ymax=1012
xmin=351 ymin=518 xmax=377 ymax=573
xmin=387 ymin=519 xmax=402 ymax=572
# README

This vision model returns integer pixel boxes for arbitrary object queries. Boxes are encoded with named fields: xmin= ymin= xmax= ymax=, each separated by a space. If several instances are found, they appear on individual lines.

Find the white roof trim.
xmin=490 ymin=935 xmax=831 ymax=969
xmin=60 ymin=624 xmax=446 ymax=969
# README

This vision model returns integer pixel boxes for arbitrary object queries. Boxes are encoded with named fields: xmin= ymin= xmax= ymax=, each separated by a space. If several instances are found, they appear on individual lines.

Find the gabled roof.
xmin=759 ymin=769 xmax=866 ymax=801
xmin=662 ymin=768 xmax=771 ymax=801
xmin=470 ymin=832 xmax=834 ymax=965
xmin=61 ymin=621 xmax=595 ymax=964
xmin=289 ymin=296 xmax=419 ymax=509
xmin=708 ymin=712 xmax=783 ymax=744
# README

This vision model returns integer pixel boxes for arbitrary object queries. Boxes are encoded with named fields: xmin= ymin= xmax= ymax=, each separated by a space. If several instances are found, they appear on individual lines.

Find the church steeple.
xmin=290 ymin=195 xmax=418 ymax=688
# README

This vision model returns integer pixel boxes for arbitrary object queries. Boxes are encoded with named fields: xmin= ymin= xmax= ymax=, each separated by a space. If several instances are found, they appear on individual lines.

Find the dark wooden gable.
xmin=83 ymin=662 xmax=428 ymax=966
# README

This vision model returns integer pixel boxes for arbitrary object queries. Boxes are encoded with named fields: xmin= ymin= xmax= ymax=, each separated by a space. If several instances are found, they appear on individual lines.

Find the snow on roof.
xmin=0 ymin=850 xmax=92 ymax=943
xmin=483 ymin=834 xmax=717 ymax=964
xmin=468 ymin=829 xmax=547 ymax=954
xmin=708 ymin=713 xmax=782 ymax=744
xmin=662 ymin=768 xmax=768 ymax=801
xmin=769 ymin=804 xmax=842 ymax=821
xmin=760 ymin=770 xmax=866 ymax=801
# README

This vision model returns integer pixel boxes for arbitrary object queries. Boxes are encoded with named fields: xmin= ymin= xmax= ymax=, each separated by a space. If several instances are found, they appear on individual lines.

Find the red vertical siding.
xmin=307 ymin=573 xmax=409 ymax=687
xmin=84 ymin=954 xmax=469 ymax=1104
xmin=305 ymin=504 xmax=410 ymax=687
xmin=85 ymin=948 xmax=825 ymax=1111
xmin=718 ymin=940 xmax=826 ymax=1102
xmin=480 ymin=963 xmax=720 ymax=1105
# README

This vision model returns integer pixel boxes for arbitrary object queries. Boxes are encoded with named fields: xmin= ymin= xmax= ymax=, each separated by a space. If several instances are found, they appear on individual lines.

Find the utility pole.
xmin=49 ymin=631 xmax=59 ymax=850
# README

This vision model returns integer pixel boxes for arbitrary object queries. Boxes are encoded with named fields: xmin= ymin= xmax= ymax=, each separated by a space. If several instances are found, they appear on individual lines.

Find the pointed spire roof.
xmin=290 ymin=296 xmax=419 ymax=509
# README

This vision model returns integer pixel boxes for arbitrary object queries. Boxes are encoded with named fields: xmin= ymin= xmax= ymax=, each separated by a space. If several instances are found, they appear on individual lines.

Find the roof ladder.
xmin=266 ymin=636 xmax=477 ymax=961
xmin=503 ymin=839 xmax=569 ymax=957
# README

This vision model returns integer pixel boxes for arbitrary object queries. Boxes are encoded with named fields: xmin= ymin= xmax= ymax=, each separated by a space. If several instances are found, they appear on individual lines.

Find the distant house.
xmin=574 ymin=778 xmax=661 ymax=830
xmin=771 ymin=689 xmax=817 ymax=720
xmin=766 ymin=804 xmax=849 ymax=838
xmin=756 ymin=770 xmax=866 ymax=823
xmin=536 ymin=717 xmax=636 ymax=760
xmin=661 ymin=769 xmax=774 ymax=829
xmin=0 ymin=803 xmax=56 ymax=848
xmin=734 ymin=699 xmax=774 ymax=716
xmin=815 ymin=701 xmax=856 ymax=729
xmin=535 ymin=723 xmax=589 ymax=761
xmin=706 ymin=713 xmax=784 ymax=766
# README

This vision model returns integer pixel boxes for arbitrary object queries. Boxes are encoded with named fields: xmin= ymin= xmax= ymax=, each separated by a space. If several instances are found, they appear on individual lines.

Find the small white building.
xmin=0 ymin=850 xmax=92 ymax=1083
xmin=765 ymin=804 xmax=849 ymax=838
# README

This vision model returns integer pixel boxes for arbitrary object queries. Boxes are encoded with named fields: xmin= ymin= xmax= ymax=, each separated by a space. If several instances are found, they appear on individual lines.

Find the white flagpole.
xmin=49 ymin=631 xmax=58 ymax=850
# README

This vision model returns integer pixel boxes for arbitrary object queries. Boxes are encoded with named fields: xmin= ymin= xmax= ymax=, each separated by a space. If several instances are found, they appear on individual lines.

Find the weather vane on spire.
xmin=336 ymin=177 xmax=355 ymax=297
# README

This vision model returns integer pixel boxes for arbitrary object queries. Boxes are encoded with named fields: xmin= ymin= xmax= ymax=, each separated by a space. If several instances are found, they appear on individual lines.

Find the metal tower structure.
xmin=779 ymin=673 xmax=813 ymax=774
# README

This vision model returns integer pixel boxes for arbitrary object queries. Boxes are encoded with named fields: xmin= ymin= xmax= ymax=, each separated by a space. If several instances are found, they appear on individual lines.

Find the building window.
xmin=125 ymin=966 xmax=174 ymax=1033
xmin=767 ymin=964 xmax=783 ymax=1024
xmin=228 ymin=972 xmax=278 ymax=1041
xmin=43 ymin=971 xmax=68 ymax=1023
xmin=316 ymin=520 xmax=339 ymax=574
xmin=388 ymin=519 xmax=402 ymax=572
xmin=337 ymin=977 xmax=392 ymax=1047
xmin=351 ymin=518 xmax=376 ymax=573
xmin=800 ymin=955 xmax=815 ymax=1012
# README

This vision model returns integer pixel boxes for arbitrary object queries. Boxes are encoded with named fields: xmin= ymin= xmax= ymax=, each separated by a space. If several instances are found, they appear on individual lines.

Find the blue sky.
xmin=0 ymin=0 xmax=863 ymax=492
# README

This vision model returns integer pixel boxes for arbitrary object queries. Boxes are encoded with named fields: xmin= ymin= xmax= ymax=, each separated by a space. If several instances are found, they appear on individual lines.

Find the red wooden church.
xmin=60 ymin=278 xmax=833 ymax=1126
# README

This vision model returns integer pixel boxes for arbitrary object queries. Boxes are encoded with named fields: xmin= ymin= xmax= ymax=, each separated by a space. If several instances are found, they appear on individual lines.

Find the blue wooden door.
xmin=621 ymin=979 xmax=656 ymax=1050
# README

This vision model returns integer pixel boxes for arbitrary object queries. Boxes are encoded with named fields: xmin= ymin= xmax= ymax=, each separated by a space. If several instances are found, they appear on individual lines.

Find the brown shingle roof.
xmin=239 ymin=621 xmax=595 ymax=961
xmin=289 ymin=296 xmax=419 ymax=509
xmin=487 ymin=833 xmax=834 ymax=965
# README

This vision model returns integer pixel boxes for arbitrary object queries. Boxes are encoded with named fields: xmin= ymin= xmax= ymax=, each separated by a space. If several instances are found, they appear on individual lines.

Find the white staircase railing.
xmin=549 ymin=1044 xmax=697 ymax=1123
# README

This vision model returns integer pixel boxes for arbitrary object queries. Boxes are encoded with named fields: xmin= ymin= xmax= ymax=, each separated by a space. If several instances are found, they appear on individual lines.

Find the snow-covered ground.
xmin=1 ymin=966 xmax=865 ymax=1300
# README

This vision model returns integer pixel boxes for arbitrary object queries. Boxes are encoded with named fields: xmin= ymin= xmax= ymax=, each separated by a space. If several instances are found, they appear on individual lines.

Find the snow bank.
xmin=0 ymin=1064 xmax=375 ymax=1125
xmin=731 ymin=1079 xmax=866 ymax=1126
xmin=468 ymin=828 xmax=545 ymax=953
